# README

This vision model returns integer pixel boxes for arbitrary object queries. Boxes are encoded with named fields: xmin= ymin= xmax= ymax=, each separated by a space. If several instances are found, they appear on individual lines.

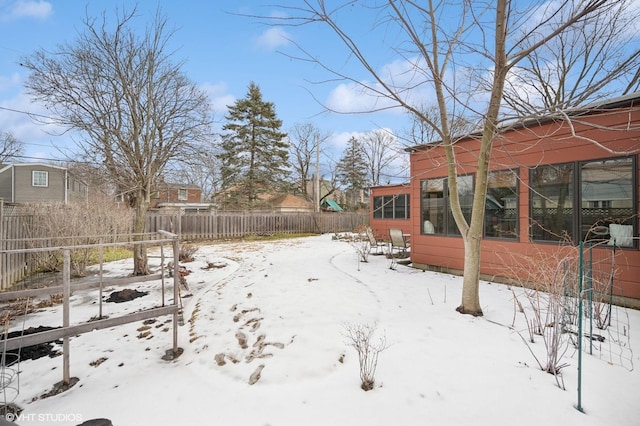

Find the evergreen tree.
xmin=218 ymin=82 xmax=289 ymax=208
xmin=336 ymin=136 xmax=368 ymax=210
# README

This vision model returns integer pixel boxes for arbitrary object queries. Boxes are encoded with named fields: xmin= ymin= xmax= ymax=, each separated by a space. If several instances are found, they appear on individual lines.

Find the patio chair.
xmin=389 ymin=228 xmax=410 ymax=255
xmin=366 ymin=227 xmax=386 ymax=255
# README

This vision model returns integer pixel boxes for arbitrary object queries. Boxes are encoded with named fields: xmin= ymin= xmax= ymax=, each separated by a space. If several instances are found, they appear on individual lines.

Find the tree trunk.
xmin=132 ymin=196 xmax=150 ymax=276
xmin=457 ymin=234 xmax=483 ymax=316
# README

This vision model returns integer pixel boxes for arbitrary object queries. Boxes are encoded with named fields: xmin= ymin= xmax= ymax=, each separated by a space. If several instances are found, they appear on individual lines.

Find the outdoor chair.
xmin=366 ymin=227 xmax=386 ymax=255
xmin=389 ymin=228 xmax=410 ymax=255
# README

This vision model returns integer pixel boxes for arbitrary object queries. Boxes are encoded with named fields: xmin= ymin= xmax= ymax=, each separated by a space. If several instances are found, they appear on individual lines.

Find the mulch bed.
xmin=1 ymin=326 xmax=62 ymax=362
xmin=105 ymin=288 xmax=148 ymax=303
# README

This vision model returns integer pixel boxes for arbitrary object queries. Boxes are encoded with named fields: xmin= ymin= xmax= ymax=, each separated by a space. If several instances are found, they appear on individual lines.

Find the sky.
xmin=1 ymin=0 xmax=639 ymax=184
xmin=2 ymin=234 xmax=639 ymax=425
xmin=0 ymin=0 xmax=413 ymax=178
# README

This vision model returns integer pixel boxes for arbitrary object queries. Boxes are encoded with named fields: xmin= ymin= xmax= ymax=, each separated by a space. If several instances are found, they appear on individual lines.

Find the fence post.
xmin=0 ymin=198 xmax=4 ymax=290
xmin=577 ymin=241 xmax=584 ymax=413
xmin=98 ymin=239 xmax=104 ymax=319
xmin=63 ymin=249 xmax=71 ymax=385
xmin=172 ymin=235 xmax=179 ymax=355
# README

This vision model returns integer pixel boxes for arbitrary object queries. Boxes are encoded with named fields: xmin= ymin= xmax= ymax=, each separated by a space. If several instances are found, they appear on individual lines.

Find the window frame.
xmin=372 ymin=193 xmax=410 ymax=220
xmin=529 ymin=155 xmax=637 ymax=248
xmin=32 ymin=170 xmax=49 ymax=187
xmin=420 ymin=174 xmax=474 ymax=236
xmin=178 ymin=188 xmax=189 ymax=201
xmin=484 ymin=169 xmax=519 ymax=240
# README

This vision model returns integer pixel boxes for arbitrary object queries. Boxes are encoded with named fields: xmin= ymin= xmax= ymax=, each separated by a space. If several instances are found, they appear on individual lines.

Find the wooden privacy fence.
xmin=0 ymin=213 xmax=30 ymax=289
xmin=0 ymin=208 xmax=368 ymax=290
xmin=146 ymin=211 xmax=369 ymax=241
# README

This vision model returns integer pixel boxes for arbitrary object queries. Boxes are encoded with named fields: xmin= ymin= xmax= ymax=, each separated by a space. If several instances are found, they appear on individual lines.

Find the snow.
xmin=3 ymin=234 xmax=639 ymax=425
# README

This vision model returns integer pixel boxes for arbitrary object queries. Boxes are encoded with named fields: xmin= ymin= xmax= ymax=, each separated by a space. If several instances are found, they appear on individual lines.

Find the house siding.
xmin=151 ymin=185 xmax=202 ymax=208
xmin=369 ymin=184 xmax=411 ymax=241
xmin=371 ymin=99 xmax=640 ymax=303
xmin=0 ymin=169 xmax=11 ymax=201
xmin=14 ymin=165 xmax=66 ymax=203
xmin=0 ymin=164 xmax=87 ymax=204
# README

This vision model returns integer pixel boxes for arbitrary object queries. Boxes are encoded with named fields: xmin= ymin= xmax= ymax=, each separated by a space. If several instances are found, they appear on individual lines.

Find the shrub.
xmin=343 ymin=322 xmax=387 ymax=391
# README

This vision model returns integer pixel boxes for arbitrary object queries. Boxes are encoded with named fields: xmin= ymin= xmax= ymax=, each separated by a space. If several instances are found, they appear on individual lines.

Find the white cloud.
xmin=328 ymin=130 xmax=365 ymax=152
xmin=1 ymin=0 xmax=52 ymax=21
xmin=200 ymin=82 xmax=235 ymax=118
xmin=255 ymin=27 xmax=291 ymax=50
xmin=0 ymin=88 xmax=65 ymax=149
xmin=325 ymin=57 xmax=436 ymax=115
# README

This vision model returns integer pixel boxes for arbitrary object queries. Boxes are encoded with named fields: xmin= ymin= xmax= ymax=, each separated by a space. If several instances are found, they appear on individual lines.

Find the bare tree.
xmin=360 ymin=129 xmax=403 ymax=186
xmin=288 ymin=122 xmax=330 ymax=198
xmin=21 ymin=7 xmax=212 ymax=275
xmin=402 ymin=104 xmax=476 ymax=147
xmin=501 ymin=0 xmax=640 ymax=114
xmin=267 ymin=0 xmax=626 ymax=316
xmin=0 ymin=131 xmax=23 ymax=163
xmin=164 ymin=143 xmax=221 ymax=202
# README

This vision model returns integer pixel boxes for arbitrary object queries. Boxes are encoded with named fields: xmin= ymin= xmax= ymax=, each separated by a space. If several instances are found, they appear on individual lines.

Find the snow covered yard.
xmin=3 ymin=234 xmax=639 ymax=425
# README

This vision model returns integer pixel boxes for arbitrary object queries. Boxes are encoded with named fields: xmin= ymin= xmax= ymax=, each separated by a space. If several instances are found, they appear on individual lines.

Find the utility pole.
xmin=314 ymin=134 xmax=320 ymax=212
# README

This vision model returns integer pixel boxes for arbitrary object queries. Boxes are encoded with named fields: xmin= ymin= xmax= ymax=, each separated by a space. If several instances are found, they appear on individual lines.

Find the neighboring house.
xmin=149 ymin=182 xmax=211 ymax=212
xmin=0 ymin=163 xmax=87 ymax=204
xmin=370 ymin=92 xmax=640 ymax=305
xmin=268 ymin=194 xmax=314 ymax=213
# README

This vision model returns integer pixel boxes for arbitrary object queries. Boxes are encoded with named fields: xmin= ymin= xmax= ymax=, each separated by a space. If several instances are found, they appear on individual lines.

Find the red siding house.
xmin=370 ymin=93 xmax=640 ymax=306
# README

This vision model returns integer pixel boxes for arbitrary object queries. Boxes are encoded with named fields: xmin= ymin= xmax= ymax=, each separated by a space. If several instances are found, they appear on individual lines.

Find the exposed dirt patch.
xmin=37 ymin=377 xmax=79 ymax=400
xmin=105 ymin=289 xmax=148 ymax=303
xmin=90 ymin=357 xmax=108 ymax=367
xmin=202 ymin=261 xmax=227 ymax=270
xmin=2 ymin=326 xmax=62 ymax=362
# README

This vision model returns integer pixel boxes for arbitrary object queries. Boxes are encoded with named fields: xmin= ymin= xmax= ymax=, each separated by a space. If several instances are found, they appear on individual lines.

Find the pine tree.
xmin=336 ymin=136 xmax=368 ymax=210
xmin=218 ymin=82 xmax=289 ymax=208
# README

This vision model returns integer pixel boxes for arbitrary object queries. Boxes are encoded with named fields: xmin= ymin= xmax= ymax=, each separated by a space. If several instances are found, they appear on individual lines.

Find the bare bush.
xmin=22 ymin=197 xmax=134 ymax=276
xmin=501 ymin=247 xmax=579 ymax=389
xmin=343 ymin=322 xmax=387 ymax=391
xmin=179 ymin=244 xmax=199 ymax=262
xmin=349 ymin=226 xmax=370 ymax=263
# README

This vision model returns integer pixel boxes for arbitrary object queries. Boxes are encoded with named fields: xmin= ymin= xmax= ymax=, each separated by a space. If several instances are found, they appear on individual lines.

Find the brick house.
xmin=150 ymin=182 xmax=211 ymax=212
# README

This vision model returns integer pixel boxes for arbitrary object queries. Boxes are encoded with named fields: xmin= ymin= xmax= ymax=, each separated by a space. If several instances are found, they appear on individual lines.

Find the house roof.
xmin=322 ymin=199 xmax=343 ymax=211
xmin=157 ymin=182 xmax=201 ymax=190
xmin=406 ymin=91 xmax=640 ymax=152
xmin=269 ymin=194 xmax=313 ymax=209
xmin=0 ymin=163 xmax=69 ymax=174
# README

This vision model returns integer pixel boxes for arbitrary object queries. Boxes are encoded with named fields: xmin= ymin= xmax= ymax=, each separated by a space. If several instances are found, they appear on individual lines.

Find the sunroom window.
xmin=530 ymin=156 xmax=636 ymax=248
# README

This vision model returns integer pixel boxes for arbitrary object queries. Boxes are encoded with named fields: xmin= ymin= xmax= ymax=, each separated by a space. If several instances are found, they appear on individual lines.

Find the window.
xmin=178 ymin=188 xmax=188 ymax=201
xmin=394 ymin=194 xmax=410 ymax=219
xmin=372 ymin=194 xmax=410 ymax=219
xmin=420 ymin=175 xmax=473 ymax=235
xmin=485 ymin=170 xmax=518 ymax=239
xmin=373 ymin=196 xmax=383 ymax=219
xmin=530 ymin=156 xmax=636 ymax=247
xmin=32 ymin=170 xmax=48 ymax=187
xmin=421 ymin=178 xmax=445 ymax=234
xmin=581 ymin=157 xmax=634 ymax=246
